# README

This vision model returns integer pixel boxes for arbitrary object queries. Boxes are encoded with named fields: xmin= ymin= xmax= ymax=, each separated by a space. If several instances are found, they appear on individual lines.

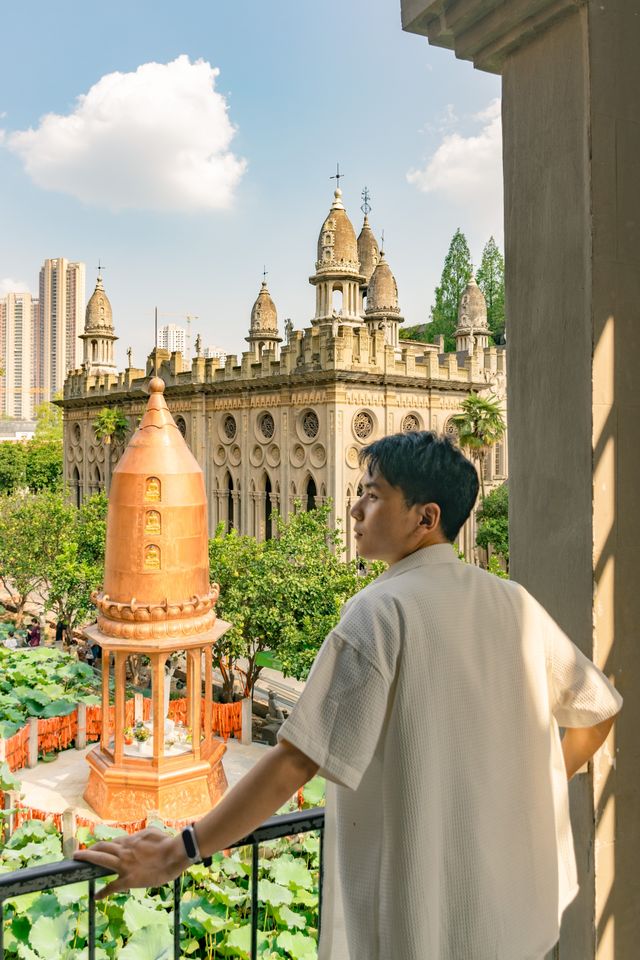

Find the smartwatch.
xmin=181 ymin=824 xmax=212 ymax=867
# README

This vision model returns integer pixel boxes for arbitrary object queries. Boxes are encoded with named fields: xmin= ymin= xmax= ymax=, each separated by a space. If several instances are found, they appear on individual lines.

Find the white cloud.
xmin=407 ymin=97 xmax=503 ymax=240
xmin=0 ymin=278 xmax=31 ymax=296
xmin=4 ymin=56 xmax=246 ymax=213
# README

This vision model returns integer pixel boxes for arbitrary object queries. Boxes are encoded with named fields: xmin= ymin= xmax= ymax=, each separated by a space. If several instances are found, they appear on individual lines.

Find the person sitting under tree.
xmin=76 ymin=431 xmax=622 ymax=960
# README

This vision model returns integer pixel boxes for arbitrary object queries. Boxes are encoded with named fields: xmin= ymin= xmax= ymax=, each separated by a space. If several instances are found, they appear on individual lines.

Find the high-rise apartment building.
xmin=39 ymin=258 xmax=85 ymax=398
xmin=158 ymin=323 xmax=186 ymax=355
xmin=0 ymin=292 xmax=38 ymax=419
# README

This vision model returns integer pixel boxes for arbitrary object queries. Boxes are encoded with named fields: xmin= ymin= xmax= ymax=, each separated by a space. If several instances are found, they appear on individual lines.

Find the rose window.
xmin=302 ymin=410 xmax=319 ymax=439
xmin=259 ymin=413 xmax=275 ymax=440
xmin=402 ymin=414 xmax=420 ymax=433
xmin=353 ymin=411 xmax=374 ymax=440
xmin=223 ymin=414 xmax=237 ymax=440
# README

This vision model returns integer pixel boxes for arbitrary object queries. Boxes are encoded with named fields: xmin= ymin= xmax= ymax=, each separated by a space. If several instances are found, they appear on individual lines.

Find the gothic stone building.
xmin=61 ymin=186 xmax=507 ymax=560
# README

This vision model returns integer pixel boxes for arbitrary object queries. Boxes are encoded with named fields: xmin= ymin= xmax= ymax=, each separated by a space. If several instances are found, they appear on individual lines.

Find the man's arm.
xmin=74 ymin=739 xmax=318 ymax=897
xmin=562 ymin=715 xmax=617 ymax=780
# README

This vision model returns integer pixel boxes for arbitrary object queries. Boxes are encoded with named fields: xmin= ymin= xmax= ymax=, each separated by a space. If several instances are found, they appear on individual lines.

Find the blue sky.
xmin=0 ymin=0 xmax=501 ymax=366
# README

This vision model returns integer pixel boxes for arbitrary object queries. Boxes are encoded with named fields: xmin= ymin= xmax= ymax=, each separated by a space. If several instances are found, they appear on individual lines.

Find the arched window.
xmin=331 ymin=285 xmax=343 ymax=315
xmin=306 ymin=476 xmax=317 ymax=512
xmin=264 ymin=473 xmax=273 ymax=540
xmin=226 ymin=472 xmax=234 ymax=532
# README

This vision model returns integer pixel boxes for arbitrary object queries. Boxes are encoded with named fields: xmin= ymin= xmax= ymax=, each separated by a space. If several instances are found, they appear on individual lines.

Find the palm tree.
xmin=93 ymin=407 xmax=129 ymax=494
xmin=450 ymin=393 xmax=506 ymax=500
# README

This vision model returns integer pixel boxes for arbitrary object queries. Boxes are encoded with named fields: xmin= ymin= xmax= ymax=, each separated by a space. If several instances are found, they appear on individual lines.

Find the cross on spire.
xmin=380 ymin=229 xmax=385 ymax=254
xmin=361 ymin=186 xmax=371 ymax=216
xmin=262 ymin=265 xmax=268 ymax=283
xmin=96 ymin=259 xmax=105 ymax=278
xmin=330 ymin=162 xmax=344 ymax=190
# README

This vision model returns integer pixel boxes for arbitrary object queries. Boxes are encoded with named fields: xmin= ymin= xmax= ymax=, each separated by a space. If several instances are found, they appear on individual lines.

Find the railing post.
xmin=62 ymin=808 xmax=77 ymax=859
xmin=27 ymin=718 xmax=39 ymax=768
xmin=240 ymin=696 xmax=252 ymax=745
xmin=76 ymin=703 xmax=87 ymax=750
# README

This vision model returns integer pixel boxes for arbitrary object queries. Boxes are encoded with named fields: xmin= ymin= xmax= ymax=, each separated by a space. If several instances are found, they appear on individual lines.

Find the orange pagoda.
xmin=84 ymin=376 xmax=230 ymax=821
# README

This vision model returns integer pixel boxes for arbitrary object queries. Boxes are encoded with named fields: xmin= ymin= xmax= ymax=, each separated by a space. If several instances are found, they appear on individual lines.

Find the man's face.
xmin=351 ymin=468 xmax=432 ymax=565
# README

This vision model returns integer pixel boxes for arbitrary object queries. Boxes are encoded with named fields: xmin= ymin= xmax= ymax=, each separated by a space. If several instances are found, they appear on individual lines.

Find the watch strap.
xmin=181 ymin=824 xmax=212 ymax=867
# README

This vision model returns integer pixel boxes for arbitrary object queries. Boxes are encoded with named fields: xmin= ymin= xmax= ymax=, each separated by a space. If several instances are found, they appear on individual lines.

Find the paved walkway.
xmin=16 ymin=738 xmax=270 ymax=822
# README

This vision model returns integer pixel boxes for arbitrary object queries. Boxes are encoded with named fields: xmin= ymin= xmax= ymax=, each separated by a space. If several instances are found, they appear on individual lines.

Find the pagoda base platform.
xmin=84 ymin=741 xmax=228 ymax=821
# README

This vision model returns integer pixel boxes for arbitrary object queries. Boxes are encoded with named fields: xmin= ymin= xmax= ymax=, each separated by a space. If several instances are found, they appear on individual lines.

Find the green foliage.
xmin=476 ymin=236 xmax=505 ymax=343
xmin=24 ymin=440 xmax=63 ymax=492
xmin=450 ymin=393 xmax=506 ymax=499
xmin=476 ymin=482 xmax=509 ymax=566
xmin=0 ymin=491 xmax=72 ymax=623
xmin=428 ymin=228 xmax=473 ymax=351
xmin=209 ymin=505 xmax=382 ymax=694
xmin=0 ymin=648 xmax=101 ymax=737
xmin=0 ymin=443 xmax=26 ymax=494
xmin=0 ymin=821 xmax=323 ymax=959
xmin=93 ymin=407 xmax=129 ymax=445
xmin=33 ymin=401 xmax=63 ymax=443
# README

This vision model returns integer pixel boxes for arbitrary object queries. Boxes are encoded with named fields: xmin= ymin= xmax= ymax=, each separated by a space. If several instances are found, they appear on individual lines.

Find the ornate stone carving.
xmin=145 ymin=510 xmax=161 ymax=535
xmin=222 ymin=414 xmax=237 ymax=440
xmin=402 ymin=413 xmax=420 ymax=432
xmin=259 ymin=412 xmax=275 ymax=440
xmin=353 ymin=411 xmax=374 ymax=440
xmin=302 ymin=409 xmax=319 ymax=439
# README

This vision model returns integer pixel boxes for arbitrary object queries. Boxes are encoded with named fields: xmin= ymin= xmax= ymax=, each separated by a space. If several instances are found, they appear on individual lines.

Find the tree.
xmin=25 ymin=439 xmax=63 ymax=491
xmin=0 ymin=443 xmax=26 ymax=494
xmin=450 ymin=393 xmax=506 ymax=500
xmin=208 ymin=504 xmax=382 ymax=698
xmin=476 ymin=482 xmax=509 ymax=567
xmin=427 ymin=229 xmax=473 ymax=351
xmin=0 ymin=492 xmax=73 ymax=625
xmin=44 ymin=492 xmax=108 ymax=641
xmin=476 ymin=236 xmax=505 ymax=343
xmin=93 ymin=407 xmax=129 ymax=494
xmin=34 ymin=399 xmax=63 ymax=442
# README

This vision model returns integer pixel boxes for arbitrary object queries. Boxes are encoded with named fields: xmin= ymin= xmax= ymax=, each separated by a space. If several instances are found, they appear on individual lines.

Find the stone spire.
xmin=80 ymin=272 xmax=118 ymax=372
xmin=365 ymin=243 xmax=404 ymax=347
xmin=309 ymin=186 xmax=365 ymax=326
xmin=455 ymin=275 xmax=490 ymax=353
xmin=246 ymin=276 xmax=282 ymax=360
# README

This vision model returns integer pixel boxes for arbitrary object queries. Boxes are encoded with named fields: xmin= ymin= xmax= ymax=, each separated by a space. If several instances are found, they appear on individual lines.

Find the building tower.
xmin=455 ymin=276 xmax=490 ymax=353
xmin=0 ymin=292 xmax=34 ymax=419
xmin=246 ymin=277 xmax=281 ymax=360
xmin=84 ymin=376 xmax=230 ymax=821
xmin=309 ymin=188 xmax=365 ymax=325
xmin=365 ymin=244 xmax=404 ymax=348
xmin=357 ymin=189 xmax=380 ymax=314
xmin=39 ymin=257 xmax=85 ymax=398
xmin=80 ymin=272 xmax=118 ymax=373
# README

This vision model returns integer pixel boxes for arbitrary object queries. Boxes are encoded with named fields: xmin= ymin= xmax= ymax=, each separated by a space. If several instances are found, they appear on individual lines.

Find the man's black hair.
xmin=359 ymin=431 xmax=479 ymax=542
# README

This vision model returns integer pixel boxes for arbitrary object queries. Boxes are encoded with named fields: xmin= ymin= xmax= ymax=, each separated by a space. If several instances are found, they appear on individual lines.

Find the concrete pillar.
xmin=401 ymin=2 xmax=638 ymax=958
xmin=76 ymin=703 xmax=87 ymax=750
xmin=27 ymin=717 xmax=39 ymax=768
xmin=240 ymin=696 xmax=253 ymax=746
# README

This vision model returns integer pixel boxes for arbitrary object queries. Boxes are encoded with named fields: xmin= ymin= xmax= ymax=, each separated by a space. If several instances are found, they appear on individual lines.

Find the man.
xmin=3 ymin=627 xmax=18 ymax=649
xmin=76 ymin=432 xmax=622 ymax=960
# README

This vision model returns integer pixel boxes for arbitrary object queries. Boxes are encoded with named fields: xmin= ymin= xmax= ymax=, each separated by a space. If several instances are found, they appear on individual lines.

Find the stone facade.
xmin=61 ymin=187 xmax=507 ymax=560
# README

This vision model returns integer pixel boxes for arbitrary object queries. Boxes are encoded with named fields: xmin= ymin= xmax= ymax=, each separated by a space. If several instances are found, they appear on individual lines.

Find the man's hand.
xmin=74 ymin=827 xmax=188 ymax=899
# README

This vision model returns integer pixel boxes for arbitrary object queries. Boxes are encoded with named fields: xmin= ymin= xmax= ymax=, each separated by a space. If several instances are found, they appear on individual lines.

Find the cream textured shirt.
xmin=279 ymin=544 xmax=622 ymax=960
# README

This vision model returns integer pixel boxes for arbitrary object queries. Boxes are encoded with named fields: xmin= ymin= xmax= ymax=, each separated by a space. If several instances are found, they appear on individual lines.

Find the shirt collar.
xmin=376 ymin=543 xmax=461 ymax=582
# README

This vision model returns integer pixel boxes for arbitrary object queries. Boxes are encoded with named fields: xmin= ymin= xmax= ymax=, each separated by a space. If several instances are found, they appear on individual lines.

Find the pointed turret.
xmin=365 ymin=243 xmax=404 ymax=347
xmin=455 ymin=275 xmax=490 ymax=353
xmin=309 ymin=183 xmax=365 ymax=326
xmin=80 ymin=271 xmax=118 ymax=372
xmin=246 ymin=277 xmax=282 ymax=360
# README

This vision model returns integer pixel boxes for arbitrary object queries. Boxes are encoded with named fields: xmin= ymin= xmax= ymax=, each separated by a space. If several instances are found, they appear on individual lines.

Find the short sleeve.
xmin=541 ymin=604 xmax=623 ymax=727
xmin=278 ymin=587 xmax=400 ymax=790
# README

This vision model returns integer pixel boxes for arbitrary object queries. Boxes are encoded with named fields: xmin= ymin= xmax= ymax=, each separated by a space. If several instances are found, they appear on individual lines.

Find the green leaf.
xmin=269 ymin=857 xmax=313 ymax=891
xmin=123 ymin=898 xmax=172 ymax=934
xmin=29 ymin=912 xmax=74 ymax=958
xmin=119 ymin=924 xmax=173 ymax=960
xmin=186 ymin=905 xmax=231 ymax=935
xmin=41 ymin=699 xmax=76 ymax=718
xmin=93 ymin=822 xmax=128 ymax=841
xmin=276 ymin=904 xmax=307 ymax=930
xmin=258 ymin=878 xmax=293 ymax=907
xmin=276 ymin=930 xmax=317 ymax=959
xmin=223 ymin=924 xmax=268 ymax=958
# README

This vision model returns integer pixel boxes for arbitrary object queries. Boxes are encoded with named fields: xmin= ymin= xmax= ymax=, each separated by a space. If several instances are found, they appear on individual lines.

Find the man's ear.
xmin=419 ymin=503 xmax=441 ymax=531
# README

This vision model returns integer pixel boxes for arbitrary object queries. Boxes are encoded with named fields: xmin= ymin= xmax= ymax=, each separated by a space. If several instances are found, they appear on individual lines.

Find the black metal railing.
xmin=0 ymin=807 xmax=325 ymax=960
